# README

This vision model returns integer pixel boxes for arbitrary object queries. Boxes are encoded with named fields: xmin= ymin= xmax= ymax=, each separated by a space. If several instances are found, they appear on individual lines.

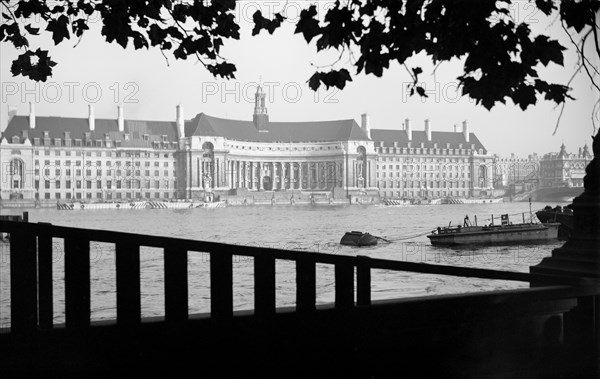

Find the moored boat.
xmin=535 ymin=205 xmax=574 ymax=240
xmin=340 ymin=231 xmax=378 ymax=246
xmin=427 ymin=214 xmax=560 ymax=246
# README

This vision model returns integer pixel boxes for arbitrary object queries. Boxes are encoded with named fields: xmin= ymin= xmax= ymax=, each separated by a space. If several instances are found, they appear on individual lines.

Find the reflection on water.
xmin=0 ymin=202 xmax=565 ymax=325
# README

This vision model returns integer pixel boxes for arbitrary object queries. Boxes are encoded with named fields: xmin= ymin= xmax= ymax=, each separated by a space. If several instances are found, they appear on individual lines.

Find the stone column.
xmin=258 ymin=162 xmax=263 ymax=191
xmin=316 ymin=162 xmax=320 ymax=190
xmin=248 ymin=162 xmax=253 ymax=190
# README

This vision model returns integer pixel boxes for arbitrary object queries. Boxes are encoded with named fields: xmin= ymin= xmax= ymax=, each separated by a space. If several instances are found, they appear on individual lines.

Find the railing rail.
xmin=0 ymin=220 xmax=589 ymax=333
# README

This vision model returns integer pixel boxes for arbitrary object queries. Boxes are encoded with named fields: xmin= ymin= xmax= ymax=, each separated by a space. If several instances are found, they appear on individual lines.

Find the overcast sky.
xmin=1 ymin=1 xmax=598 ymax=157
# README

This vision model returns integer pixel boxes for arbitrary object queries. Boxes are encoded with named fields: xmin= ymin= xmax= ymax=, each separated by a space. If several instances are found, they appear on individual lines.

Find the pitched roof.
xmin=3 ymin=116 xmax=178 ymax=147
xmin=185 ymin=113 xmax=370 ymax=142
xmin=370 ymin=129 xmax=486 ymax=152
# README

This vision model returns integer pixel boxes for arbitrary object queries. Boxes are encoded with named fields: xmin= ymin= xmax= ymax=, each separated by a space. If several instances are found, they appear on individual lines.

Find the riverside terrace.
xmin=0 ymin=220 xmax=599 ymax=378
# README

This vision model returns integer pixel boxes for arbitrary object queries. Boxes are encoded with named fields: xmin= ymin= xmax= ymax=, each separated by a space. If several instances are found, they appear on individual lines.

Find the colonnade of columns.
xmin=225 ymin=160 xmax=344 ymax=191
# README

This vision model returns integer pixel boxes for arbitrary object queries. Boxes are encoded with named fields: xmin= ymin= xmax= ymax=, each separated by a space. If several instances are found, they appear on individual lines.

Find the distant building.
xmin=492 ymin=153 xmax=540 ymax=188
xmin=179 ymin=84 xmax=378 ymax=199
xmin=0 ymin=86 xmax=378 ymax=203
xmin=539 ymin=143 xmax=592 ymax=189
xmin=370 ymin=120 xmax=494 ymax=199
xmin=1 ymin=85 xmax=494 ymax=205
xmin=1 ymin=103 xmax=180 ymax=202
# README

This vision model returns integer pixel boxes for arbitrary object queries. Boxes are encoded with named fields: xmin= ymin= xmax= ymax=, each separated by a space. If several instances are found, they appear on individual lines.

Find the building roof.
xmin=185 ymin=113 xmax=370 ymax=142
xmin=2 ymin=115 xmax=178 ymax=147
xmin=370 ymin=129 xmax=487 ymax=151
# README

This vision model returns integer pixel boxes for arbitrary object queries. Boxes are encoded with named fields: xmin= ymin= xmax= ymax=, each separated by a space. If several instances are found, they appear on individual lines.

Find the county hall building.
xmin=0 ymin=86 xmax=493 ymax=205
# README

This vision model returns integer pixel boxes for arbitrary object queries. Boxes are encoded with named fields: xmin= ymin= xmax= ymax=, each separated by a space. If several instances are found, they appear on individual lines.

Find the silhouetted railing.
xmin=2 ymin=220 xmax=599 ymax=377
xmin=1 ymin=219 xmax=587 ymax=333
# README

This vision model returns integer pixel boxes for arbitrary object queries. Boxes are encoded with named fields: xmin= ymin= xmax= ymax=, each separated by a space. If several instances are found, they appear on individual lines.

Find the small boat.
xmin=340 ymin=231 xmax=378 ymax=246
xmin=427 ymin=214 xmax=560 ymax=246
xmin=535 ymin=205 xmax=574 ymax=240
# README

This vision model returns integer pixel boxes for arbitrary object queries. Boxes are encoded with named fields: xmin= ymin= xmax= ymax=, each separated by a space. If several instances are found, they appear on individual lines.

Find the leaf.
xmin=46 ymin=14 xmax=70 ymax=45
xmin=511 ymin=84 xmax=537 ymax=110
xmin=294 ymin=5 xmax=320 ymax=43
xmin=308 ymin=72 xmax=322 ymax=91
xmin=416 ymin=86 xmax=427 ymax=97
xmin=534 ymin=36 xmax=565 ymax=66
xmin=251 ymin=10 xmax=284 ymax=36
xmin=10 ymin=49 xmax=57 ymax=82
xmin=560 ymin=0 xmax=597 ymax=33
xmin=535 ymin=0 xmax=555 ymax=15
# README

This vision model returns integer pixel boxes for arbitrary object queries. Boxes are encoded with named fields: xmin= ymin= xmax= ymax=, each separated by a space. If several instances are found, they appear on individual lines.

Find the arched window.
xmin=478 ymin=165 xmax=487 ymax=188
xmin=9 ymin=158 xmax=25 ymax=189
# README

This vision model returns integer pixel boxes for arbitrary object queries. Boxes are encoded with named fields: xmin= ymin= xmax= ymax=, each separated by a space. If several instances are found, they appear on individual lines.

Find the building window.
xmin=55 ymin=180 xmax=60 ymax=189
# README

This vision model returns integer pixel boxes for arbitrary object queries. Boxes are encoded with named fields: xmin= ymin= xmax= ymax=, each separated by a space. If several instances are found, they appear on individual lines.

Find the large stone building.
xmin=539 ymin=143 xmax=592 ymax=189
xmin=492 ymin=153 xmax=540 ymax=188
xmin=371 ymin=120 xmax=494 ymax=199
xmin=1 ymin=86 xmax=493 ymax=205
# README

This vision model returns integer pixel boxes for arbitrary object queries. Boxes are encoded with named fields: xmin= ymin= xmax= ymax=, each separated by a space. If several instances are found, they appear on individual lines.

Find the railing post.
xmin=296 ymin=257 xmax=316 ymax=313
xmin=356 ymin=256 xmax=371 ymax=307
xmin=335 ymin=261 xmax=354 ymax=310
xmin=210 ymin=252 xmax=233 ymax=318
xmin=164 ymin=246 xmax=188 ymax=322
xmin=254 ymin=255 xmax=276 ymax=317
xmin=116 ymin=242 xmax=141 ymax=325
xmin=37 ymin=223 xmax=53 ymax=329
xmin=65 ymin=236 xmax=90 ymax=328
xmin=10 ymin=227 xmax=38 ymax=333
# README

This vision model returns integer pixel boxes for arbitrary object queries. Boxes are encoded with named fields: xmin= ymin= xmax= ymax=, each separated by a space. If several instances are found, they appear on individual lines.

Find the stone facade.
xmin=1 ymin=86 xmax=493 ymax=204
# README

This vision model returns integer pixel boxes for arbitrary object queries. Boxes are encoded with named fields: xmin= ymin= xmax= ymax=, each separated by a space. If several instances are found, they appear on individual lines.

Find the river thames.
xmin=0 ymin=201 xmax=567 ymax=326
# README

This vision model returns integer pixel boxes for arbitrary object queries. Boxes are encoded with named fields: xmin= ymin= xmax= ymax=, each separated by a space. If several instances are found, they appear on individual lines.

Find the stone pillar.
xmin=531 ymin=130 xmax=600 ymax=281
xmin=199 ymin=159 xmax=204 ymax=190
xmin=299 ymin=163 xmax=305 ymax=190
xmin=258 ymin=162 xmax=263 ymax=191
xmin=238 ymin=161 xmax=242 ymax=189
xmin=316 ymin=162 xmax=321 ymax=190
xmin=283 ymin=162 xmax=288 ymax=190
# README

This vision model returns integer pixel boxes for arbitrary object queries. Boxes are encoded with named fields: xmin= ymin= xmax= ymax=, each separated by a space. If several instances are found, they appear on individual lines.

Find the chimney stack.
xmin=29 ymin=102 xmax=36 ymax=129
xmin=361 ymin=113 xmax=371 ymax=139
xmin=424 ymin=119 xmax=431 ymax=141
xmin=405 ymin=118 xmax=411 ymax=140
xmin=453 ymin=124 xmax=458 ymax=133
xmin=117 ymin=105 xmax=124 ymax=132
xmin=176 ymin=103 xmax=185 ymax=138
xmin=7 ymin=105 xmax=17 ymax=125
xmin=462 ymin=120 xmax=469 ymax=142
xmin=88 ymin=104 xmax=95 ymax=131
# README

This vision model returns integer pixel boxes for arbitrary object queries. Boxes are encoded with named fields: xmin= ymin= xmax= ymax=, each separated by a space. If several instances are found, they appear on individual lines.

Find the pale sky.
xmin=1 ymin=1 xmax=598 ymax=157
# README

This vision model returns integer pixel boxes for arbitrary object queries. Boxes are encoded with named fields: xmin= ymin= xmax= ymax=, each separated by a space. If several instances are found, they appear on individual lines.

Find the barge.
xmin=427 ymin=214 xmax=560 ymax=246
